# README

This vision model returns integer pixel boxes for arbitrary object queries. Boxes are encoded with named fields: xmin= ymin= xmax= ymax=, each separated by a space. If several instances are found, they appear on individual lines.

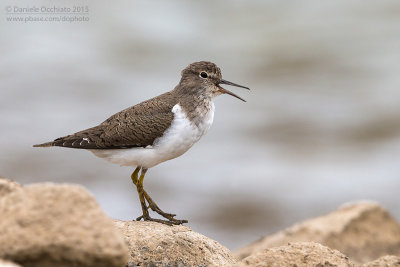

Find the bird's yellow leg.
xmin=131 ymin=167 xmax=152 ymax=220
xmin=131 ymin=167 xmax=161 ymax=220
xmin=130 ymin=167 xmax=141 ymax=185
xmin=133 ymin=168 xmax=188 ymax=225
xmin=134 ymin=167 xmax=150 ymax=219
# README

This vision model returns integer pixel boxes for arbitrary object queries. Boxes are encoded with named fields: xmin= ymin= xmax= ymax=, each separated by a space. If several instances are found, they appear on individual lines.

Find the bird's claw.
xmin=136 ymin=214 xmax=187 ymax=226
xmin=136 ymin=202 xmax=187 ymax=225
xmin=131 ymin=167 xmax=188 ymax=226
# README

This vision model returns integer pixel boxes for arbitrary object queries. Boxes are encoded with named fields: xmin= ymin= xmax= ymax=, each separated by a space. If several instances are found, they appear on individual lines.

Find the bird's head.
xmin=179 ymin=61 xmax=249 ymax=102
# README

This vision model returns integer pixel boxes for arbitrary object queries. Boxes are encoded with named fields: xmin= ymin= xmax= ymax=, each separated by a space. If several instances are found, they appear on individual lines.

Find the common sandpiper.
xmin=34 ymin=61 xmax=249 ymax=225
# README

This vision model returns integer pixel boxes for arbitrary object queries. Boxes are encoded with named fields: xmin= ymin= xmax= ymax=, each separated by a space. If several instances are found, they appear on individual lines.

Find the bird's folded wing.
xmin=36 ymin=112 xmax=174 ymax=149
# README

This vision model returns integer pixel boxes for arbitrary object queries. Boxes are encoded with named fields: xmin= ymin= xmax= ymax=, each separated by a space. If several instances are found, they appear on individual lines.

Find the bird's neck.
xmin=177 ymin=93 xmax=214 ymax=127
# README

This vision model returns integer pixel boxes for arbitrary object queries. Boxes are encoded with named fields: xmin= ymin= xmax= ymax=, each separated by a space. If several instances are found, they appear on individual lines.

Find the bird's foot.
xmin=143 ymin=191 xmax=188 ymax=224
xmin=136 ymin=214 xmax=188 ymax=226
xmin=131 ymin=167 xmax=188 ymax=226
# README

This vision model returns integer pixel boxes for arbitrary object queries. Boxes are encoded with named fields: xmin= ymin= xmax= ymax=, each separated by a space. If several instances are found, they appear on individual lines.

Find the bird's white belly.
xmin=90 ymin=103 xmax=214 ymax=168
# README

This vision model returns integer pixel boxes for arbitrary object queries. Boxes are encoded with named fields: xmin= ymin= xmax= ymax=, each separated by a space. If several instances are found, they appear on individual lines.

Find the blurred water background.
xmin=1 ymin=0 xmax=400 ymax=250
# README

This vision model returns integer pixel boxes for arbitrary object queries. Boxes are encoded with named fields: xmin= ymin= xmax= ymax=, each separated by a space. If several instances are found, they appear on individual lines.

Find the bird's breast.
xmin=153 ymin=103 xmax=214 ymax=156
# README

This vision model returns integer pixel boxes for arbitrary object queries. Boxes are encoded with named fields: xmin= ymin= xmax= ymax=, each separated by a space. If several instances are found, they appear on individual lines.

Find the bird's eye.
xmin=200 ymin=72 xmax=208 ymax=79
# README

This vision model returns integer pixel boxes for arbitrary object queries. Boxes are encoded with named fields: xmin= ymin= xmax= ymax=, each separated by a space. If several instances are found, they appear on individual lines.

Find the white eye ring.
xmin=200 ymin=71 xmax=208 ymax=79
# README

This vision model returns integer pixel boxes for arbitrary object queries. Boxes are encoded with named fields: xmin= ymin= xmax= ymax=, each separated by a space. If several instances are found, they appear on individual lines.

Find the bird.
xmin=34 ymin=61 xmax=249 ymax=225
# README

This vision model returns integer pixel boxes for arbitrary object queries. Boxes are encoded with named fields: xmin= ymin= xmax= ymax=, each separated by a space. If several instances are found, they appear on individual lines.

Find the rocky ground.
xmin=0 ymin=177 xmax=399 ymax=267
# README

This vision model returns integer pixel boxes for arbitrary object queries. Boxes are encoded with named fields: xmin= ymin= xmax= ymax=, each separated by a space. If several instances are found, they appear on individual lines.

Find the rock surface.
xmin=236 ymin=242 xmax=355 ymax=267
xmin=0 ymin=180 xmax=129 ymax=267
xmin=3 ymin=177 xmax=400 ymax=267
xmin=0 ymin=178 xmax=22 ymax=197
xmin=114 ymin=220 xmax=237 ymax=266
xmin=362 ymin=255 xmax=400 ymax=267
xmin=235 ymin=201 xmax=400 ymax=264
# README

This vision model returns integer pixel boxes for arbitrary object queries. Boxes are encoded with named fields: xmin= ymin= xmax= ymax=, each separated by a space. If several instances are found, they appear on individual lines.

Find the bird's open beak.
xmin=218 ymin=79 xmax=250 ymax=102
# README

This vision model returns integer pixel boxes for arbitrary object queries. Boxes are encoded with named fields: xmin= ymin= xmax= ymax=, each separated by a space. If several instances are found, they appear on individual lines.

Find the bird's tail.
xmin=33 ymin=142 xmax=54 ymax=147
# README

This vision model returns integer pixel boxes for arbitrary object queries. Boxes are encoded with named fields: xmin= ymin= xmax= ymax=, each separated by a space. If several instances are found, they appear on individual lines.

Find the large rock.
xmin=235 ymin=201 xmax=400 ymax=264
xmin=236 ymin=242 xmax=355 ymax=267
xmin=0 ymin=181 xmax=129 ymax=267
xmin=114 ymin=220 xmax=237 ymax=266
xmin=362 ymin=255 xmax=400 ymax=267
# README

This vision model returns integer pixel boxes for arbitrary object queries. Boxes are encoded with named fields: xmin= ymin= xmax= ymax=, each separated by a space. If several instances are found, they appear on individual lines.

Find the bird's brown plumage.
xmin=34 ymin=92 xmax=177 ymax=149
xmin=33 ymin=61 xmax=246 ymax=150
